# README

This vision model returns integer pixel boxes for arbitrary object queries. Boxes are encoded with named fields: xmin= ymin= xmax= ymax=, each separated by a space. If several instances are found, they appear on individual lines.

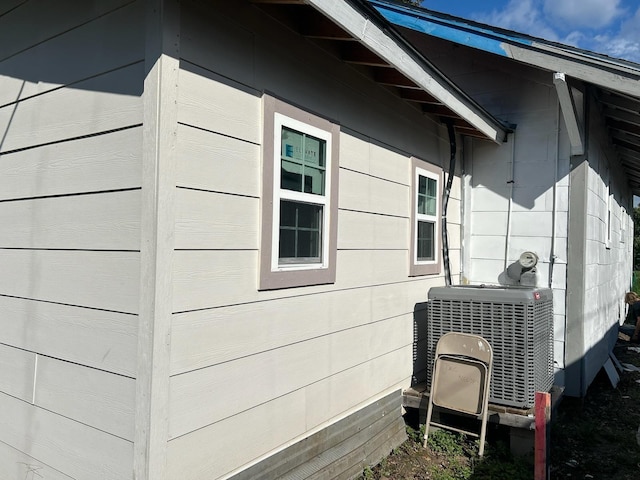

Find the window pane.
xmin=279 ymin=200 xmax=323 ymax=263
xmin=417 ymin=175 xmax=437 ymax=216
xmin=282 ymin=127 xmax=304 ymax=162
xmin=417 ymin=220 xmax=435 ymax=261
xmin=303 ymin=136 xmax=325 ymax=167
xmin=281 ymin=159 xmax=303 ymax=191
xmin=304 ymin=167 xmax=325 ymax=195
xmin=281 ymin=126 xmax=326 ymax=196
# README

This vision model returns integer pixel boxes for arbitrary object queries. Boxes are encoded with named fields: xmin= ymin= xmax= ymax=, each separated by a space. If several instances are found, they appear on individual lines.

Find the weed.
xmin=362 ymin=466 xmax=374 ymax=480
xmin=426 ymin=429 xmax=466 ymax=456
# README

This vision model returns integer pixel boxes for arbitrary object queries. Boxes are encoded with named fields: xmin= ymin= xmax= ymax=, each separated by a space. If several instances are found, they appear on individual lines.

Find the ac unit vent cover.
xmin=427 ymin=285 xmax=554 ymax=409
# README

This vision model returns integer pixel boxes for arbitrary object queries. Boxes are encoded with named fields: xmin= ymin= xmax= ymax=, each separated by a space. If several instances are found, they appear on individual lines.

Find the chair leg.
xmin=423 ymin=399 xmax=435 ymax=448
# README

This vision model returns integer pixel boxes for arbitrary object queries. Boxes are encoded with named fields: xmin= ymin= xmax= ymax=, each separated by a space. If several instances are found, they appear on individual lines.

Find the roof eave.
xmin=304 ymin=0 xmax=509 ymax=143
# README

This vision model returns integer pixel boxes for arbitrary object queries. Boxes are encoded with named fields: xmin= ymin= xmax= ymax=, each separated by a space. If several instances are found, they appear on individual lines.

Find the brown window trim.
xmin=409 ymin=157 xmax=443 ymax=277
xmin=259 ymin=94 xmax=339 ymax=290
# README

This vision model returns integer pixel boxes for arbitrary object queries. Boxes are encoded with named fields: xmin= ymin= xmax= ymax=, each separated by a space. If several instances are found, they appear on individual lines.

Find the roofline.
xmin=371 ymin=0 xmax=640 ymax=100
xmin=305 ymin=0 xmax=510 ymax=142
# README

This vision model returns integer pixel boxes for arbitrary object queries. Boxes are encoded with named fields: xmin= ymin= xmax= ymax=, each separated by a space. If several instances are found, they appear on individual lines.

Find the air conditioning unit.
xmin=427 ymin=285 xmax=554 ymax=409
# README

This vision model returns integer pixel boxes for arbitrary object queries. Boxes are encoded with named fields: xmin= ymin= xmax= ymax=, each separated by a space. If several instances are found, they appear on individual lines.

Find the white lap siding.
xmin=0 ymin=1 xmax=143 ymax=478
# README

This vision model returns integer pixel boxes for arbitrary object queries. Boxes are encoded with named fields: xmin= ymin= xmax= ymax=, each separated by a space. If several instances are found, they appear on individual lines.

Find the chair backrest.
xmin=434 ymin=332 xmax=492 ymax=364
xmin=424 ymin=332 xmax=494 ymax=456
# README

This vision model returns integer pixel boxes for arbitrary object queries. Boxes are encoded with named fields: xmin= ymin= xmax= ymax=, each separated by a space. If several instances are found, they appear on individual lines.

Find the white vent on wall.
xmin=427 ymin=285 xmax=554 ymax=409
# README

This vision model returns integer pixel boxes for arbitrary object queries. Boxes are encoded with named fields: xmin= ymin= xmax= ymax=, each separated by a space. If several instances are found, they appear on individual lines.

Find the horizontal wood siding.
xmin=0 ymin=295 xmax=137 ymax=377
xmin=0 ymin=190 xmax=140 ymax=250
xmin=168 ymin=1 xmax=458 ymax=478
xmin=0 ymin=344 xmax=35 ymax=402
xmin=166 ymin=353 xmax=409 ymax=480
xmin=0 ymin=392 xmax=133 ymax=480
xmin=0 ymin=127 xmax=142 ymax=201
xmin=169 ymin=315 xmax=412 ymax=438
xmin=0 ymin=440 xmax=75 ymax=480
xmin=229 ymin=390 xmax=406 ymax=480
xmin=0 ymin=1 xmax=143 ymax=477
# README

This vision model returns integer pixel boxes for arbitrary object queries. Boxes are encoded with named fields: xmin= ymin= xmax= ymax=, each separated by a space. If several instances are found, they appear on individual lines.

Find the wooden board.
xmin=174 ymin=188 xmax=258 ymax=250
xmin=0 ymin=250 xmax=139 ymax=313
xmin=0 ymin=127 xmax=142 ymax=200
xmin=170 ymin=278 xmax=436 ymax=374
xmin=0 ymin=0 xmax=131 ymax=61
xmin=0 ymin=440 xmax=75 ymax=480
xmin=0 ymin=343 xmax=35 ymax=402
xmin=0 ymin=190 xmax=140 ymax=250
xmin=0 ymin=1 xmax=143 ymax=107
xmin=166 ymin=350 xmax=410 ymax=480
xmin=175 ymin=124 xmax=259 ymax=196
xmin=168 ymin=316 xmax=412 ymax=438
xmin=0 ymin=63 xmax=143 ymax=154
xmin=0 ymin=392 xmax=133 ymax=480
xmin=177 ymin=64 xmax=260 ymax=144
xmin=0 ymin=295 xmax=137 ymax=377
xmin=35 ymin=356 xmax=136 ymax=440
xmin=231 ymin=390 xmax=403 ymax=480
xmin=172 ymin=249 xmax=411 ymax=313
xmin=337 ymin=209 xmax=408 ymax=250
xmin=338 ymin=168 xmax=409 ymax=218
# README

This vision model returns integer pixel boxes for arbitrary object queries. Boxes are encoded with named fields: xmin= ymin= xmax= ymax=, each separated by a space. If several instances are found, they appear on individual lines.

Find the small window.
xmin=260 ymin=96 xmax=339 ymax=290
xmin=410 ymin=158 xmax=442 ymax=276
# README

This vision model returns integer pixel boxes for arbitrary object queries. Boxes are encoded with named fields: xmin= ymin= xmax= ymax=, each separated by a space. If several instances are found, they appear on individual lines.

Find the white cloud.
xmin=584 ymin=7 xmax=640 ymax=62
xmin=468 ymin=0 xmax=640 ymax=64
xmin=473 ymin=0 xmax=558 ymax=41
xmin=543 ymin=0 xmax=625 ymax=29
xmin=620 ymin=6 xmax=640 ymax=42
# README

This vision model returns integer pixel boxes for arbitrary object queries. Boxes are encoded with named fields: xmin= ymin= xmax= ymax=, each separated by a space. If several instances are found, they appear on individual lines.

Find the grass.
xmin=361 ymin=419 xmax=533 ymax=480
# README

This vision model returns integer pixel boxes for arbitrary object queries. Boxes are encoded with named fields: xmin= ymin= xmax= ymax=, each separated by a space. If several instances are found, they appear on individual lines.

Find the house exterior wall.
xmin=0 ymin=1 xmax=143 ymax=478
xmin=419 ymin=39 xmax=572 ymax=382
xmin=403 ymin=33 xmax=634 ymax=397
xmin=570 ymin=95 xmax=633 ymax=395
xmin=165 ymin=1 xmax=461 ymax=478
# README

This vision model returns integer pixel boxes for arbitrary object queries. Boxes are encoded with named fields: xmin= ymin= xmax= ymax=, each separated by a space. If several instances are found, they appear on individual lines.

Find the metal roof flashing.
xmin=370 ymin=0 xmax=640 ymax=195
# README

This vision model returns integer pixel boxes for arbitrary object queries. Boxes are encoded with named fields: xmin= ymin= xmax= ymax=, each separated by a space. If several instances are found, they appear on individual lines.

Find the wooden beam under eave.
xmin=609 ymin=118 xmax=640 ymax=137
xmin=300 ymin=15 xmax=356 ymax=40
xmin=454 ymin=128 xmax=490 ymax=140
xmin=422 ymin=104 xmax=458 ymax=118
xmin=373 ymin=68 xmax=420 ymax=88
xmin=398 ymin=88 xmax=441 ymax=104
xmin=612 ymin=132 xmax=640 ymax=150
xmin=604 ymin=107 xmax=640 ymax=128
xmin=619 ymin=165 xmax=640 ymax=184
xmin=598 ymin=91 xmax=640 ymax=114
xmin=618 ymin=146 xmax=640 ymax=162
xmin=613 ymin=138 xmax=640 ymax=153
xmin=554 ymin=72 xmax=584 ymax=155
xmin=340 ymin=43 xmax=390 ymax=67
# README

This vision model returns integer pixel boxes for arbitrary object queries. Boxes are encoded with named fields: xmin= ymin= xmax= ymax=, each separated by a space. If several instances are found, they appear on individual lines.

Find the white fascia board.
xmin=505 ymin=42 xmax=640 ymax=100
xmin=306 ymin=0 xmax=506 ymax=143
xmin=553 ymin=72 xmax=584 ymax=156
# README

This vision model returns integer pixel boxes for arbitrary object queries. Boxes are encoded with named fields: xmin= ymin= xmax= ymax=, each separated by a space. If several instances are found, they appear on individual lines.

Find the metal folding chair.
xmin=423 ymin=332 xmax=493 ymax=456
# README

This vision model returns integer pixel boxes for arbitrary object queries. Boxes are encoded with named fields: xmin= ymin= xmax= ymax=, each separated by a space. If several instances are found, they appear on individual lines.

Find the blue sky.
xmin=419 ymin=0 xmax=640 ymax=63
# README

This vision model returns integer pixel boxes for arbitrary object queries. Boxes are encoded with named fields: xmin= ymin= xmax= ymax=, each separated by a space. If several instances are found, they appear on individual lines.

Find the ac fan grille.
xmin=427 ymin=292 xmax=554 ymax=409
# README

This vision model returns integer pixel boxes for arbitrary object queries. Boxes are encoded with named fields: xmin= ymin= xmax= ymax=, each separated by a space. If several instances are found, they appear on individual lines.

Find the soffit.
xmin=250 ymin=0 xmax=509 ymax=143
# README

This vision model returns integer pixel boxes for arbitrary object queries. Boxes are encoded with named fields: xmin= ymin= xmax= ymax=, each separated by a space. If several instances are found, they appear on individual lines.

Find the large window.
xmin=410 ymin=158 xmax=442 ymax=276
xmin=260 ymin=96 xmax=339 ymax=290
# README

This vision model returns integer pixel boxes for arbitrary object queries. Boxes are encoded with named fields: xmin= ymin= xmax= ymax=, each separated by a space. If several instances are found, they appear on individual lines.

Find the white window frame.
xmin=409 ymin=157 xmax=442 ymax=277
xmin=271 ymin=113 xmax=332 ymax=272
xmin=414 ymin=167 xmax=439 ymax=265
xmin=259 ymin=95 xmax=339 ymax=291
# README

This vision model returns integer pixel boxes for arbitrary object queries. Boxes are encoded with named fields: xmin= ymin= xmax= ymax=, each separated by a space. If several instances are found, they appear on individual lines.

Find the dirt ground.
xmin=362 ymin=332 xmax=640 ymax=480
